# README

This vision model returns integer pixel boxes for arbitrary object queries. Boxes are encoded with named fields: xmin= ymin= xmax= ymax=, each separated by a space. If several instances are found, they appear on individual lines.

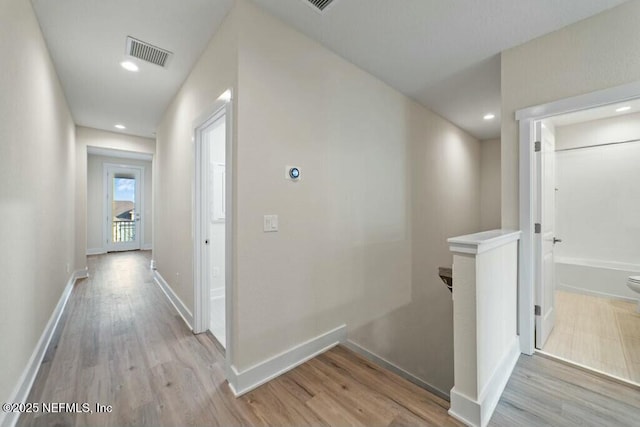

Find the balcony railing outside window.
xmin=113 ymin=220 xmax=135 ymax=243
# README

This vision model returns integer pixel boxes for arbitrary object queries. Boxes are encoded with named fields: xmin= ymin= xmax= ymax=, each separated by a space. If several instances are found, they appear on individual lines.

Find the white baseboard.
xmin=228 ymin=324 xmax=346 ymax=397
xmin=344 ymin=339 xmax=450 ymax=401
xmin=150 ymin=259 xmax=156 ymax=270
xmin=449 ymin=337 xmax=520 ymax=427
xmin=152 ymin=269 xmax=193 ymax=330
xmin=75 ymin=267 xmax=89 ymax=279
xmin=557 ymin=283 xmax=636 ymax=303
xmin=0 ymin=269 xmax=84 ymax=427
xmin=142 ymin=243 xmax=152 ymax=251
xmin=86 ymin=248 xmax=106 ymax=255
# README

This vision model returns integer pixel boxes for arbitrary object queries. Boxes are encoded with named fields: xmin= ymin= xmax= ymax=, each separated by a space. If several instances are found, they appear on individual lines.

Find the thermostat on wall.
xmin=285 ymin=166 xmax=301 ymax=181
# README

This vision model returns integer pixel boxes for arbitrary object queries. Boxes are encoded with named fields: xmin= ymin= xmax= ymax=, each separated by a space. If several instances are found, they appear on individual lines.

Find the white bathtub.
xmin=555 ymin=257 xmax=640 ymax=301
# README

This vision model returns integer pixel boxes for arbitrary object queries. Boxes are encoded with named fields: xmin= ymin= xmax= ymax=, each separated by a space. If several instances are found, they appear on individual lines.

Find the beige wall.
xmin=0 ymin=0 xmax=76 ymax=405
xmin=75 ymin=127 xmax=155 ymax=266
xmin=501 ymin=0 xmax=640 ymax=228
xmin=480 ymin=138 xmax=501 ymax=230
xmin=556 ymin=111 xmax=640 ymax=150
xmin=156 ymin=0 xmax=480 ymax=395
xmin=154 ymin=6 xmax=238 ymax=314
xmin=87 ymin=155 xmax=153 ymax=252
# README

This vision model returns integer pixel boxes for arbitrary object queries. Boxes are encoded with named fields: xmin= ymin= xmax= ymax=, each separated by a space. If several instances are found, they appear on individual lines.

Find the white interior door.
xmin=105 ymin=165 xmax=141 ymax=252
xmin=535 ymin=121 xmax=557 ymax=349
xmin=199 ymin=112 xmax=226 ymax=348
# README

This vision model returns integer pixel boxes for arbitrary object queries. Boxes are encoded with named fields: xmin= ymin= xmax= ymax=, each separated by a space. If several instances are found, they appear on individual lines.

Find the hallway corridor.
xmin=18 ymin=252 xmax=460 ymax=427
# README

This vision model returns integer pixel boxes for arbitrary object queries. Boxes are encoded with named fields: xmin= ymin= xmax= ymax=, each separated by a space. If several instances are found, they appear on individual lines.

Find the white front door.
xmin=535 ymin=120 xmax=557 ymax=349
xmin=105 ymin=165 xmax=142 ymax=252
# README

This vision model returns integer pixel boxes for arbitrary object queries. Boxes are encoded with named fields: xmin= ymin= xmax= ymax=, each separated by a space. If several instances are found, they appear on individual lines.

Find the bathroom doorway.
xmin=193 ymin=90 xmax=233 ymax=356
xmin=531 ymin=98 xmax=640 ymax=385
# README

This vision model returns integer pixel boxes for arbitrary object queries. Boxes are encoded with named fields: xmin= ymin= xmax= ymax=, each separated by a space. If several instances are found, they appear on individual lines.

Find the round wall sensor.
xmin=289 ymin=167 xmax=300 ymax=179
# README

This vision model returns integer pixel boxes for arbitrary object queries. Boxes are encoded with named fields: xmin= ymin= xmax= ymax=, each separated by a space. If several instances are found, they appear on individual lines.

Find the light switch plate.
xmin=263 ymin=214 xmax=278 ymax=232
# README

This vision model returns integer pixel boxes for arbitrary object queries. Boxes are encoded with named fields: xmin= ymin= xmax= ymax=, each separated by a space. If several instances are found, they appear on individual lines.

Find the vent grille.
xmin=306 ymin=0 xmax=335 ymax=12
xmin=126 ymin=36 xmax=172 ymax=68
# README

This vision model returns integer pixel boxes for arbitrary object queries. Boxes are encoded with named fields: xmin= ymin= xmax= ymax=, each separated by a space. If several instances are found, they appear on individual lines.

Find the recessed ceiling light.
xmin=483 ymin=113 xmax=495 ymax=120
xmin=120 ymin=61 xmax=139 ymax=72
xmin=616 ymin=106 xmax=631 ymax=112
xmin=115 ymin=124 xmax=126 ymax=130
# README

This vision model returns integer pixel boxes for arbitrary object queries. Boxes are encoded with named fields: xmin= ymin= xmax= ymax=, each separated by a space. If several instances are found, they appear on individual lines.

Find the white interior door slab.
xmin=535 ymin=121 xmax=557 ymax=349
xmin=197 ymin=111 xmax=227 ymax=348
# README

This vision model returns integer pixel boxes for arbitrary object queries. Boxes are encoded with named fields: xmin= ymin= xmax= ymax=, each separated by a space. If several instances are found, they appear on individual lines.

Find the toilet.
xmin=628 ymin=276 xmax=640 ymax=313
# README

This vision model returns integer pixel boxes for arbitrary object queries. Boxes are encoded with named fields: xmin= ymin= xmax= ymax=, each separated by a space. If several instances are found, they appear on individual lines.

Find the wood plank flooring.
xmin=543 ymin=290 xmax=640 ymax=382
xmin=491 ymin=353 xmax=640 ymax=427
xmin=17 ymin=251 xmax=640 ymax=426
xmin=17 ymin=251 xmax=459 ymax=427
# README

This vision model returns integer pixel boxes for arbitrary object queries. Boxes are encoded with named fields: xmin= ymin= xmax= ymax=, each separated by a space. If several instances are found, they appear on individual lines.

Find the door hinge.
xmin=534 ymin=223 xmax=541 ymax=234
xmin=535 ymin=305 xmax=541 ymax=316
xmin=534 ymin=141 xmax=541 ymax=152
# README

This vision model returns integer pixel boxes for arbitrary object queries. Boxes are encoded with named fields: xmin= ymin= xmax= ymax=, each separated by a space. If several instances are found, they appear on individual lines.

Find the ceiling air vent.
xmin=306 ymin=0 xmax=335 ymax=13
xmin=126 ymin=36 xmax=172 ymax=68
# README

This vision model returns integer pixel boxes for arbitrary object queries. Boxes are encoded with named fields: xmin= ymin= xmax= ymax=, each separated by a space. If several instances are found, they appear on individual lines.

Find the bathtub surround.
xmin=555 ymin=260 xmax=640 ymax=302
xmin=553 ymin=113 xmax=640 ymax=300
xmin=555 ymin=119 xmax=640 ymax=268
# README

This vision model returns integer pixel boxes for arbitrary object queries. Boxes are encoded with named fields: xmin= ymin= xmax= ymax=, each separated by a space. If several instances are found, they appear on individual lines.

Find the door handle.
xmin=553 ymin=237 xmax=563 ymax=244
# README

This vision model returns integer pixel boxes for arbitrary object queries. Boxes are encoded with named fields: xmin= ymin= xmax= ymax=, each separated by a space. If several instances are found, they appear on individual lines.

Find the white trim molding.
xmin=449 ymin=338 xmax=520 ymax=427
xmin=86 ymin=248 xmax=107 ymax=256
xmin=516 ymin=79 xmax=640 ymax=356
xmin=344 ymin=340 xmax=450 ymax=401
xmin=448 ymin=230 xmax=520 ymax=427
xmin=227 ymin=325 xmax=346 ymax=397
xmin=152 ymin=269 xmax=193 ymax=330
xmin=448 ymin=229 xmax=521 ymax=255
xmin=0 ymin=269 xmax=86 ymax=427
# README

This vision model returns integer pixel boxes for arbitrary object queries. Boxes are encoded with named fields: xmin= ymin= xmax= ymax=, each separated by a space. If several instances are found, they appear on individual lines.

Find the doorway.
xmin=517 ymin=83 xmax=640 ymax=384
xmin=104 ymin=164 xmax=143 ymax=252
xmin=193 ymin=90 xmax=233 ymax=355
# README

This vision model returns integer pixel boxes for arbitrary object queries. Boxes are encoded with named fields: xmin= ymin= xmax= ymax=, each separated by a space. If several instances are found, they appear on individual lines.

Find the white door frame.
xmin=104 ymin=163 xmax=144 ymax=252
xmin=193 ymin=90 xmax=234 ymax=368
xmin=516 ymin=80 xmax=640 ymax=355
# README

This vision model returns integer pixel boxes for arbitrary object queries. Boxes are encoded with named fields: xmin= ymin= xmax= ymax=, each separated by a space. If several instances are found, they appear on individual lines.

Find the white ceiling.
xmin=31 ymin=0 xmax=628 ymax=140
xmin=31 ymin=0 xmax=234 ymax=138
xmin=252 ymin=0 xmax=628 ymax=140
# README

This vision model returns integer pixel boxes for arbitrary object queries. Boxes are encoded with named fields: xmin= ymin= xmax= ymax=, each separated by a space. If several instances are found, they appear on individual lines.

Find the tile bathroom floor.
xmin=543 ymin=290 xmax=640 ymax=384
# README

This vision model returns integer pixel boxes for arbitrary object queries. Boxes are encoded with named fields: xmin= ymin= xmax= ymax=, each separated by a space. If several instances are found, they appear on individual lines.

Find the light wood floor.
xmin=18 ymin=251 xmax=460 ymax=427
xmin=491 ymin=353 xmax=640 ymax=427
xmin=543 ymin=290 xmax=640 ymax=383
xmin=18 ymin=251 xmax=640 ymax=426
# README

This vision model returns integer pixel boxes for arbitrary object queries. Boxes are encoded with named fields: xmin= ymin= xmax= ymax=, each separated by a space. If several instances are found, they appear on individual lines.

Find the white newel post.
xmin=447 ymin=230 xmax=522 ymax=427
